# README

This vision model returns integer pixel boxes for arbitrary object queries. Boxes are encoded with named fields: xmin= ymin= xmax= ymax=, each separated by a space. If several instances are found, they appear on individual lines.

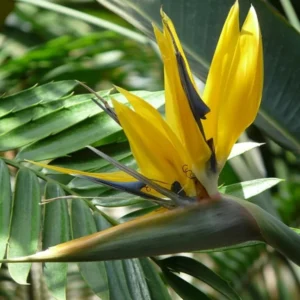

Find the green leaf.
xmin=16 ymin=90 xmax=164 ymax=160
xmin=160 ymin=256 xmax=240 ymax=300
xmin=97 ymin=0 xmax=300 ymax=152
xmin=163 ymin=269 xmax=211 ymax=300
xmin=94 ymin=213 xmax=154 ymax=300
xmin=7 ymin=168 xmax=41 ymax=284
xmin=91 ymin=194 xmax=145 ymax=208
xmin=0 ymin=95 xmax=97 ymax=150
xmin=71 ymin=200 xmax=109 ymax=300
xmin=219 ymin=178 xmax=283 ymax=199
xmin=291 ymin=227 xmax=300 ymax=234
xmin=50 ymin=142 xmax=132 ymax=173
xmin=120 ymin=205 xmax=159 ymax=222
xmin=139 ymin=258 xmax=172 ymax=300
xmin=0 ymin=160 xmax=12 ymax=267
xmin=234 ymin=198 xmax=300 ymax=267
xmin=0 ymin=92 xmax=109 ymax=152
xmin=0 ymin=80 xmax=77 ymax=118
xmin=94 ymin=214 xmax=132 ymax=300
xmin=103 ymin=259 xmax=132 ymax=300
xmin=43 ymin=183 xmax=70 ymax=300
xmin=122 ymin=259 xmax=151 ymax=300
xmin=17 ymin=0 xmax=147 ymax=44
xmin=228 ymin=142 xmax=264 ymax=160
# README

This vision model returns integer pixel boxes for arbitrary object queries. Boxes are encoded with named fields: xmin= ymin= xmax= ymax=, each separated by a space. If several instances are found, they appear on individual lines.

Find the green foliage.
xmin=0 ymin=0 xmax=300 ymax=299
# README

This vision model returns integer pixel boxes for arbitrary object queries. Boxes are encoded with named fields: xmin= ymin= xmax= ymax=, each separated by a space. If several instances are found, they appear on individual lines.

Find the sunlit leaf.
xmin=228 ymin=142 xmax=264 ymax=160
xmin=219 ymin=178 xmax=283 ymax=199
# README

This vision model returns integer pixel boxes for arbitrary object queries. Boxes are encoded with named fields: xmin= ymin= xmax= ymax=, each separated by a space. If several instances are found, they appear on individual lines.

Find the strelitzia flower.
xmin=31 ymin=1 xmax=263 ymax=209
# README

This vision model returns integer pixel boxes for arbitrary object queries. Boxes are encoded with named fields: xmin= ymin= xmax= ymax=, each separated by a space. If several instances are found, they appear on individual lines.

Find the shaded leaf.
xmin=0 ymin=0 xmax=14 ymax=29
xmin=71 ymin=199 xmax=109 ymax=300
xmin=94 ymin=213 xmax=154 ymax=300
xmin=139 ymin=258 xmax=172 ymax=300
xmin=7 ymin=168 xmax=41 ymax=284
xmin=94 ymin=214 xmax=132 ymax=300
xmin=43 ymin=183 xmax=70 ymax=300
xmin=120 ymin=205 xmax=159 ymax=222
xmin=122 ymin=259 xmax=151 ymax=300
xmin=0 ymin=160 xmax=12 ymax=267
xmin=16 ymin=90 xmax=164 ymax=160
xmin=160 ymin=256 xmax=240 ymax=300
xmin=163 ymin=269 xmax=211 ymax=300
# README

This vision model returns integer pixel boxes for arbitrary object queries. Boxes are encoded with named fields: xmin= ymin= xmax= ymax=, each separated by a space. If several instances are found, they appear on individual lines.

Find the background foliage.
xmin=0 ymin=0 xmax=300 ymax=299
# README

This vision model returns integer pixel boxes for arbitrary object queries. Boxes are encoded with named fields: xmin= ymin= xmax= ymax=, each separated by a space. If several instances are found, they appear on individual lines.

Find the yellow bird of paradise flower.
xmin=31 ymin=1 xmax=263 ymax=209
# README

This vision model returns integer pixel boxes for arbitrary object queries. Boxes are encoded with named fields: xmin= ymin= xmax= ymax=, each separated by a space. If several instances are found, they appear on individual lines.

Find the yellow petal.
xmin=203 ymin=1 xmax=240 ymax=145
xmin=217 ymin=6 xmax=263 ymax=164
xmin=27 ymin=160 xmax=135 ymax=182
xmin=203 ymin=3 xmax=263 ymax=166
xmin=153 ymin=15 xmax=211 ymax=174
xmin=115 ymin=86 xmax=188 ymax=161
xmin=159 ymin=10 xmax=196 ymax=87
xmin=112 ymin=99 xmax=195 ymax=196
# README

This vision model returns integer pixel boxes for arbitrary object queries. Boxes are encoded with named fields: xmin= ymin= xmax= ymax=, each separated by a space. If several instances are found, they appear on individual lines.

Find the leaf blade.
xmin=0 ymin=160 xmax=12 ymax=268
xmin=160 ymin=256 xmax=240 ymax=300
xmin=219 ymin=178 xmax=283 ymax=199
xmin=7 ymin=168 xmax=41 ymax=284
xmin=43 ymin=183 xmax=70 ymax=300
xmin=71 ymin=200 xmax=109 ymax=300
xmin=163 ymin=269 xmax=211 ymax=300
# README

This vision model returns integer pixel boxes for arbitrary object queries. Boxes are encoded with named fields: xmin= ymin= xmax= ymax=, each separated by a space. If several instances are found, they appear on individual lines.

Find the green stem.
xmin=16 ymin=0 xmax=148 ymax=44
xmin=2 ymin=157 xmax=118 ymax=226
xmin=279 ymin=0 xmax=300 ymax=32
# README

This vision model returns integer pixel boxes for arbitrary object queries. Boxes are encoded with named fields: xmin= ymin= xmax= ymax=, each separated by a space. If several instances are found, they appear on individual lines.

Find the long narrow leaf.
xmin=163 ymin=270 xmax=211 ymax=300
xmin=160 ymin=256 xmax=240 ymax=300
xmin=71 ymin=200 xmax=109 ymax=300
xmin=0 ymin=81 xmax=77 ymax=118
xmin=219 ymin=178 xmax=283 ymax=199
xmin=43 ymin=183 xmax=70 ymax=300
xmin=7 ymin=168 xmax=41 ymax=284
xmin=0 ymin=160 xmax=12 ymax=268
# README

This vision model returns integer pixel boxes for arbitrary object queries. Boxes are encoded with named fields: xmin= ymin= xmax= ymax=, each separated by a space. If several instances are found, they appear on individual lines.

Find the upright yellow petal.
xmin=159 ymin=10 xmax=196 ymax=88
xmin=153 ymin=15 xmax=210 ymax=174
xmin=112 ymin=99 xmax=195 ymax=196
xmin=203 ymin=1 xmax=240 ymax=145
xmin=215 ymin=6 xmax=263 ymax=165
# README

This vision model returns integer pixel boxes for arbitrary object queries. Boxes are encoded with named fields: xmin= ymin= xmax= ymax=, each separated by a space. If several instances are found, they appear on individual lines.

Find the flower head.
xmin=32 ymin=2 xmax=263 ymax=208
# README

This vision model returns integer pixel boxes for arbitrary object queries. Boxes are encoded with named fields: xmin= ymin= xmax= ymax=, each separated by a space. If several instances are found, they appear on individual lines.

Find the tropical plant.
xmin=0 ymin=0 xmax=300 ymax=299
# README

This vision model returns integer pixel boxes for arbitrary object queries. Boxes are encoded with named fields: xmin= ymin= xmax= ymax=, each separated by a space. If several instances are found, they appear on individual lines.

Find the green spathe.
xmin=2 ymin=196 xmax=300 ymax=265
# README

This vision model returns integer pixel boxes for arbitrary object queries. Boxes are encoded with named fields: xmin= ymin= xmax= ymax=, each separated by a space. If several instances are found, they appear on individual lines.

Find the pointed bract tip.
xmin=249 ymin=4 xmax=258 ymax=18
xmin=159 ymin=6 xmax=165 ymax=18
